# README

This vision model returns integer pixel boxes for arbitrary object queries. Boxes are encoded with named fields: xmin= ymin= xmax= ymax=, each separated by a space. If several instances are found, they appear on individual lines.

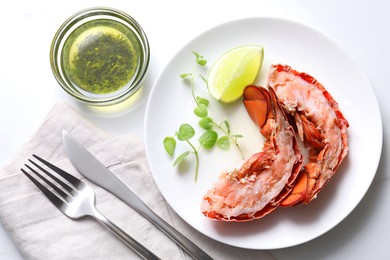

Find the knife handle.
xmin=133 ymin=201 xmax=213 ymax=260
xmin=141 ymin=208 xmax=213 ymax=260
xmin=93 ymin=208 xmax=161 ymax=260
xmin=114 ymin=183 xmax=213 ymax=259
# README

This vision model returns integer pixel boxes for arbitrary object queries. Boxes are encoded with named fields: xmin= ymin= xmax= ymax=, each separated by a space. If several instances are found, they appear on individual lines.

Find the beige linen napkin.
xmin=0 ymin=103 xmax=274 ymax=260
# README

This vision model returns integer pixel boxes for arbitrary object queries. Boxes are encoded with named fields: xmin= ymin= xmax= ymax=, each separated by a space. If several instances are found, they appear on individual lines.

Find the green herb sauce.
xmin=62 ymin=20 xmax=141 ymax=94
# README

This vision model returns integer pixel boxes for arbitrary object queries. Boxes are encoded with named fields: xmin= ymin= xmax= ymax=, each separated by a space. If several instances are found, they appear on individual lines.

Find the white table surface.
xmin=1 ymin=0 xmax=388 ymax=259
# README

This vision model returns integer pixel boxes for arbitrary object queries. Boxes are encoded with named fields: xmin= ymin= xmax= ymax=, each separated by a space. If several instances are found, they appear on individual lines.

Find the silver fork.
xmin=21 ymin=154 xmax=160 ymax=260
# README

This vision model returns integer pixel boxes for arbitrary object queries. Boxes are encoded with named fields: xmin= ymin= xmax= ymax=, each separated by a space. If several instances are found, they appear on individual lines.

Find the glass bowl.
xmin=50 ymin=7 xmax=150 ymax=106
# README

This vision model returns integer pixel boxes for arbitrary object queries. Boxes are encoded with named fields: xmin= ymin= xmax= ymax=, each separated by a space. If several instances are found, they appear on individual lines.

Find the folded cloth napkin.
xmin=0 ymin=103 xmax=274 ymax=260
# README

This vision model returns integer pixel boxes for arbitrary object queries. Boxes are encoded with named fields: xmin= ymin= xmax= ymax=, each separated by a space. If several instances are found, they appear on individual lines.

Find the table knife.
xmin=63 ymin=131 xmax=212 ymax=260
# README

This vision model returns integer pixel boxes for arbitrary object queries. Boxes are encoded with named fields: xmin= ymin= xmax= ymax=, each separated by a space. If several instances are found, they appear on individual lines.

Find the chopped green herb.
xmin=62 ymin=20 xmax=140 ymax=94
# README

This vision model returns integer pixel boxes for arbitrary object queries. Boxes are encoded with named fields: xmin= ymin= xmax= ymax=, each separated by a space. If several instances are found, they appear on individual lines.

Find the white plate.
xmin=144 ymin=17 xmax=382 ymax=249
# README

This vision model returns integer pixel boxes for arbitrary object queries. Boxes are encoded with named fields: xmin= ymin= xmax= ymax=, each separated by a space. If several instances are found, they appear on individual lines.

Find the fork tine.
xmin=33 ymin=154 xmax=80 ymax=187
xmin=21 ymin=168 xmax=64 ymax=208
xmin=24 ymin=163 xmax=70 ymax=200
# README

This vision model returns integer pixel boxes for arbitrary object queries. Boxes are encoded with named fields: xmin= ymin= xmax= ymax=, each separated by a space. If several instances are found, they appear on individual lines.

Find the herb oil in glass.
xmin=50 ymin=7 xmax=150 ymax=106
xmin=61 ymin=19 xmax=141 ymax=96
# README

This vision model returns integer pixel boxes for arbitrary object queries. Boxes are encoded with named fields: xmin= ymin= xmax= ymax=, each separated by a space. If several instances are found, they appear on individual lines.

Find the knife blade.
xmin=62 ymin=131 xmax=212 ymax=260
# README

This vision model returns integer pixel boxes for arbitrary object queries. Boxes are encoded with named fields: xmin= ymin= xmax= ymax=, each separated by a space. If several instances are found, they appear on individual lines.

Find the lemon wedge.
xmin=207 ymin=45 xmax=264 ymax=103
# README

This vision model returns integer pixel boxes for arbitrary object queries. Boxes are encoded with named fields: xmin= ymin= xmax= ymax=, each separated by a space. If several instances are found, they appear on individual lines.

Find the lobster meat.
xmin=269 ymin=64 xmax=349 ymax=205
xmin=200 ymin=86 xmax=302 ymax=221
xmin=201 ymin=64 xmax=349 ymax=222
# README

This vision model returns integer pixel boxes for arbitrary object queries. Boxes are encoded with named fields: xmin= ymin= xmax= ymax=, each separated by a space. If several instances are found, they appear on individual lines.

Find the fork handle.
xmin=92 ymin=208 xmax=160 ymax=260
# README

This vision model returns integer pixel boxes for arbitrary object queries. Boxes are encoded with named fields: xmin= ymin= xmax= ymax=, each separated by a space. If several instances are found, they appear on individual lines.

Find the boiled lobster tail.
xmin=200 ymin=85 xmax=302 ymax=222
xmin=201 ymin=64 xmax=349 ymax=222
xmin=269 ymin=64 xmax=349 ymax=205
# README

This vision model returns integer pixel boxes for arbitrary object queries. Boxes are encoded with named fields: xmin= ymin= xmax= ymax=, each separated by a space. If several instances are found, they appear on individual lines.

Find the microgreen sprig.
xmin=192 ymin=51 xmax=207 ymax=66
xmin=164 ymin=51 xmax=243 ymax=181
xmin=163 ymin=123 xmax=216 ymax=181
